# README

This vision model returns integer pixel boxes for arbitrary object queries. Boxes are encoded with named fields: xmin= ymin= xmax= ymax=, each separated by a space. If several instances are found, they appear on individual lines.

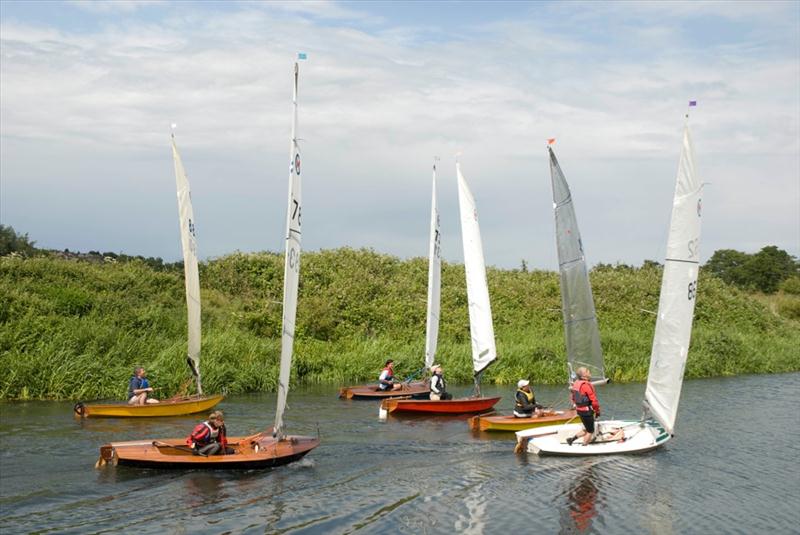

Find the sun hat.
xmin=517 ymin=379 xmax=530 ymax=388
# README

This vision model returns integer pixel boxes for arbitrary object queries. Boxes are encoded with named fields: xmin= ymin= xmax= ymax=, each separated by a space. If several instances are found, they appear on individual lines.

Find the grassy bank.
xmin=1 ymin=248 xmax=799 ymax=400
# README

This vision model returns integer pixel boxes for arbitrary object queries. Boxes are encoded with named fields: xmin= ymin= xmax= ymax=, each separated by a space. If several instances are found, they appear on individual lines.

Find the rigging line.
xmin=664 ymin=258 xmax=699 ymax=264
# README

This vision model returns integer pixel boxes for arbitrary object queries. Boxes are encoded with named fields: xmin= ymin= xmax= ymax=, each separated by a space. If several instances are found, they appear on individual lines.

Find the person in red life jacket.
xmin=567 ymin=367 xmax=601 ymax=446
xmin=187 ymin=410 xmax=231 ymax=456
xmin=378 ymin=359 xmax=402 ymax=391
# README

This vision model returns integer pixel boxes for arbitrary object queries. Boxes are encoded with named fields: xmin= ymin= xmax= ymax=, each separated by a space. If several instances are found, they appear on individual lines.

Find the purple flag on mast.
xmin=689 ymin=100 xmax=697 ymax=106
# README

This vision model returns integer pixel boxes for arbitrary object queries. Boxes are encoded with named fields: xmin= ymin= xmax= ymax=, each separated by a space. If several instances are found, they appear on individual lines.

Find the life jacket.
xmin=514 ymin=388 xmax=535 ymax=410
xmin=186 ymin=421 xmax=225 ymax=447
xmin=379 ymin=366 xmax=394 ymax=384
xmin=127 ymin=376 xmax=144 ymax=399
xmin=431 ymin=374 xmax=446 ymax=395
xmin=571 ymin=379 xmax=594 ymax=411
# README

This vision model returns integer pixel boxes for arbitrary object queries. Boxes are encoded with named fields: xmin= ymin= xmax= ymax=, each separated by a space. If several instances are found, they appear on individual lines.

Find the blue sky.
xmin=1 ymin=0 xmax=798 ymax=268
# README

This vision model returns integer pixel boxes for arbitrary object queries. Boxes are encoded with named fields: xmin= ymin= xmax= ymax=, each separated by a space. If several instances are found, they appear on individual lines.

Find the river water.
xmin=1 ymin=373 xmax=798 ymax=534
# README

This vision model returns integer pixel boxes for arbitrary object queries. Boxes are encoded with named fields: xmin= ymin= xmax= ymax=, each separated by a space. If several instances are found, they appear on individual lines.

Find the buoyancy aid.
xmin=514 ymin=388 xmax=536 ymax=411
xmin=431 ymin=374 xmax=446 ymax=395
xmin=571 ymin=379 xmax=595 ymax=412
xmin=380 ymin=366 xmax=394 ymax=383
xmin=186 ymin=421 xmax=226 ymax=447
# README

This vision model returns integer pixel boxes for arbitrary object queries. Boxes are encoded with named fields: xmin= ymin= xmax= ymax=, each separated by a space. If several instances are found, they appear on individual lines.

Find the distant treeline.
xmin=1 ymin=240 xmax=799 ymax=400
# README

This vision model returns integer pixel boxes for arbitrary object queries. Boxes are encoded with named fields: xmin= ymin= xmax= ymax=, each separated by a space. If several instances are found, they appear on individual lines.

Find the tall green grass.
xmin=1 ymin=249 xmax=798 ymax=400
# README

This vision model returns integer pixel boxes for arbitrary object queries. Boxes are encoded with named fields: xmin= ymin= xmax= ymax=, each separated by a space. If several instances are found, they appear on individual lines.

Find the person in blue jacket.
xmin=127 ymin=367 xmax=159 ymax=405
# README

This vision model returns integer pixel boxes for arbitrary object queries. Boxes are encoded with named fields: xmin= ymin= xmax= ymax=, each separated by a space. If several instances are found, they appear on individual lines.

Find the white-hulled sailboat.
xmin=340 ymin=162 xmax=440 ymax=400
xmin=472 ymin=142 xmax=606 ymax=432
xmin=517 ymin=112 xmax=702 ymax=455
xmin=381 ymin=162 xmax=501 ymax=415
xmin=75 ymin=134 xmax=224 ymax=418
xmin=97 ymin=57 xmax=318 ymax=467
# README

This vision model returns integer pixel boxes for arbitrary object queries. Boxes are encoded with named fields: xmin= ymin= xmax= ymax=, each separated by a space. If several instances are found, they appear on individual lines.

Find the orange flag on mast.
xmin=547 ymin=138 xmax=556 ymax=145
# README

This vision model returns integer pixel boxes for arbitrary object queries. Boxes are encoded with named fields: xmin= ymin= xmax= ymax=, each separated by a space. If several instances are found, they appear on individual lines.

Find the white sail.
xmin=644 ymin=123 xmax=702 ymax=435
xmin=274 ymin=62 xmax=303 ymax=439
xmin=424 ymin=160 xmax=442 ymax=370
xmin=548 ymin=147 xmax=606 ymax=384
xmin=171 ymin=135 xmax=203 ymax=395
xmin=456 ymin=163 xmax=497 ymax=375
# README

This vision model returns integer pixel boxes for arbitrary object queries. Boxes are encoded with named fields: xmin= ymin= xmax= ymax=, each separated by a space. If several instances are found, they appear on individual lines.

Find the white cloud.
xmin=1 ymin=2 xmax=798 ymax=267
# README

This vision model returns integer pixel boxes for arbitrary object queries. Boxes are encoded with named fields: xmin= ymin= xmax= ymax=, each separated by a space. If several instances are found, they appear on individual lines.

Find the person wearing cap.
xmin=429 ymin=364 xmax=452 ymax=401
xmin=513 ymin=379 xmax=543 ymax=418
xmin=378 ymin=359 xmax=403 ymax=391
xmin=186 ymin=410 xmax=231 ymax=456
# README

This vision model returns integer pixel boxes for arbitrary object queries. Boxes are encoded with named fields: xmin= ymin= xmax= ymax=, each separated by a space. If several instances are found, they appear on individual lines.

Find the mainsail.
xmin=456 ymin=163 xmax=497 ymax=376
xmin=274 ymin=62 xmax=303 ymax=439
xmin=644 ymin=122 xmax=702 ymax=435
xmin=171 ymin=135 xmax=203 ymax=395
xmin=424 ymin=160 xmax=442 ymax=370
xmin=548 ymin=147 xmax=606 ymax=384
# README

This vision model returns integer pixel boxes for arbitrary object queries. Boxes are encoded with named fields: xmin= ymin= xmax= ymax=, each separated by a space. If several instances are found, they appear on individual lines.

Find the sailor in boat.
xmin=127 ymin=366 xmax=159 ymax=405
xmin=187 ymin=410 xmax=232 ymax=456
xmin=378 ymin=359 xmax=403 ymax=392
xmin=513 ymin=379 xmax=542 ymax=418
xmin=566 ymin=367 xmax=600 ymax=446
xmin=429 ymin=364 xmax=452 ymax=400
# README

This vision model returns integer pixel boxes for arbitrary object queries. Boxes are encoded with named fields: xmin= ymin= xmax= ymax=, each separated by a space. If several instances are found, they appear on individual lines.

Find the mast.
xmin=456 ymin=162 xmax=497 ymax=396
xmin=644 ymin=110 xmax=702 ymax=435
xmin=171 ymin=133 xmax=203 ymax=395
xmin=548 ymin=145 xmax=606 ymax=386
xmin=274 ymin=60 xmax=302 ymax=440
xmin=424 ymin=158 xmax=442 ymax=370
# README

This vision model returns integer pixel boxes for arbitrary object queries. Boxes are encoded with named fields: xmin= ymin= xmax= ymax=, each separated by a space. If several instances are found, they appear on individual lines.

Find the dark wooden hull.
xmin=381 ymin=396 xmax=501 ymax=414
xmin=338 ymin=382 xmax=430 ymax=399
xmin=98 ymin=432 xmax=318 ymax=470
xmin=75 ymin=394 xmax=224 ymax=418
xmin=468 ymin=409 xmax=578 ymax=432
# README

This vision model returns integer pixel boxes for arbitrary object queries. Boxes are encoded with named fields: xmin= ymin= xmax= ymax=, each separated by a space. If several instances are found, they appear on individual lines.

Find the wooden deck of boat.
xmin=98 ymin=433 xmax=319 ymax=469
xmin=75 ymin=394 xmax=224 ymax=418
xmin=468 ymin=409 xmax=578 ymax=432
xmin=338 ymin=382 xmax=429 ymax=399
xmin=381 ymin=396 xmax=501 ymax=414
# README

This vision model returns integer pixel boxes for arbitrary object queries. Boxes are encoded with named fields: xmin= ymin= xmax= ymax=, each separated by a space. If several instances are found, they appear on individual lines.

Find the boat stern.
xmin=96 ymin=444 xmax=117 ymax=468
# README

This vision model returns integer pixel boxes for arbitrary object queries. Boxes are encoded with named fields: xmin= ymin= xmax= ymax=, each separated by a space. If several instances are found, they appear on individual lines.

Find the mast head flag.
xmin=298 ymin=52 xmax=307 ymax=60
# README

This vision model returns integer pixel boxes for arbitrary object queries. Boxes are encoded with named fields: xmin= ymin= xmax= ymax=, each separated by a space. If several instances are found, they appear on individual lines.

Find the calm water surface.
xmin=1 ymin=373 xmax=799 ymax=534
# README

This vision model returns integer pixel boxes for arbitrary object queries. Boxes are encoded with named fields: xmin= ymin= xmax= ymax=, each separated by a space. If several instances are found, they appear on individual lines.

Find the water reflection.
xmin=560 ymin=462 xmax=600 ymax=534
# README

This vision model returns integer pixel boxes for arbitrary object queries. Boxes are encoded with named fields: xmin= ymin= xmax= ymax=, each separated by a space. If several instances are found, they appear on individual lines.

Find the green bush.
xmin=1 ymin=250 xmax=798 ymax=400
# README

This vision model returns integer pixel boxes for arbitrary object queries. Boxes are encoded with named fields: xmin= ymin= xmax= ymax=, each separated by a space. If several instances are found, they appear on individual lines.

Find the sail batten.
xmin=424 ymin=161 xmax=442 ymax=370
xmin=548 ymin=147 xmax=605 ymax=384
xmin=274 ymin=62 xmax=302 ymax=439
xmin=171 ymin=136 xmax=203 ymax=395
xmin=456 ymin=163 xmax=497 ymax=375
xmin=644 ymin=124 xmax=702 ymax=435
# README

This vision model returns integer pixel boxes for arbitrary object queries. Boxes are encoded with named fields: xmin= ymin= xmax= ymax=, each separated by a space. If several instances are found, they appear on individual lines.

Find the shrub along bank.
xmin=1 ymin=248 xmax=798 ymax=400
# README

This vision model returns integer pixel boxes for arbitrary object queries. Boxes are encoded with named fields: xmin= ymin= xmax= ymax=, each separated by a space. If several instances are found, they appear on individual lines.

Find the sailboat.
xmin=516 ymin=113 xmax=702 ymax=455
xmin=380 ymin=162 xmax=501 ymax=415
xmin=471 ymin=143 xmax=604 ymax=432
xmin=74 ymin=134 xmax=224 ymax=418
xmin=338 ymin=160 xmax=442 ymax=400
xmin=96 ymin=58 xmax=319 ymax=467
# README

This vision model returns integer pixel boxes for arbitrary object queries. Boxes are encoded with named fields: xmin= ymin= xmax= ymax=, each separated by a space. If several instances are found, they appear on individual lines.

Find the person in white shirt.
xmin=429 ymin=364 xmax=452 ymax=400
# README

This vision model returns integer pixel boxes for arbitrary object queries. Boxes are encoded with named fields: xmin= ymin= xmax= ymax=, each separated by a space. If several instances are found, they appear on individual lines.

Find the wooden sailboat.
xmin=339 ymin=160 xmax=443 ymax=400
xmin=517 ymin=111 xmax=703 ymax=455
xmin=381 ymin=162 xmax=501 ymax=415
xmin=75 ymin=133 xmax=223 ymax=418
xmin=97 ymin=57 xmax=319 ymax=467
xmin=471 ymin=142 xmax=606 ymax=431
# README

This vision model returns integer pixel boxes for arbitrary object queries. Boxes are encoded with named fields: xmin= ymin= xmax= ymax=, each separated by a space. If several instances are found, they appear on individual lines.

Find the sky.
xmin=1 ymin=0 xmax=798 ymax=270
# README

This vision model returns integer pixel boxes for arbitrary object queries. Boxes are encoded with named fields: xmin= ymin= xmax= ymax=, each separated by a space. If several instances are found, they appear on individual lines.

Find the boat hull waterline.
xmin=517 ymin=420 xmax=671 ymax=456
xmin=74 ymin=394 xmax=224 ymax=418
xmin=468 ymin=409 xmax=578 ymax=432
xmin=338 ymin=382 xmax=430 ymax=400
xmin=98 ymin=433 xmax=319 ymax=469
xmin=381 ymin=396 xmax=501 ymax=414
